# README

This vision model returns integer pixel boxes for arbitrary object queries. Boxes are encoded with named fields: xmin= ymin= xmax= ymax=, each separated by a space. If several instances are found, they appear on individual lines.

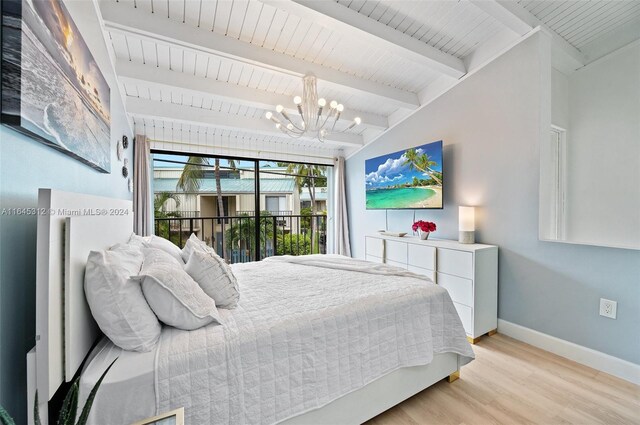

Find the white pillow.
xmin=129 ymin=233 xmax=184 ymax=264
xmin=143 ymin=246 xmax=183 ymax=269
xmin=147 ymin=235 xmax=184 ymax=264
xmin=84 ymin=244 xmax=161 ymax=352
xmin=181 ymin=234 xmax=204 ymax=263
xmin=140 ymin=249 xmax=222 ymax=330
xmin=185 ymin=249 xmax=240 ymax=309
xmin=128 ymin=233 xmax=151 ymax=249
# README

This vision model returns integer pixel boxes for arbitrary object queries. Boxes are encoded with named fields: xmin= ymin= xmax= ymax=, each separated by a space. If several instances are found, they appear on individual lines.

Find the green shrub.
xmin=276 ymin=234 xmax=312 ymax=256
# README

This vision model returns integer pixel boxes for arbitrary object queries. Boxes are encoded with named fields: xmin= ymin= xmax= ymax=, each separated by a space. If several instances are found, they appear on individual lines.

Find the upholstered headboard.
xmin=35 ymin=189 xmax=133 ymax=406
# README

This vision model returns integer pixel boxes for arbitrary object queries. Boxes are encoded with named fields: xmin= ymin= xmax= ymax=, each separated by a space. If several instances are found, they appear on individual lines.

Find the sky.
xmin=365 ymin=140 xmax=443 ymax=189
xmin=152 ymin=153 xmax=279 ymax=170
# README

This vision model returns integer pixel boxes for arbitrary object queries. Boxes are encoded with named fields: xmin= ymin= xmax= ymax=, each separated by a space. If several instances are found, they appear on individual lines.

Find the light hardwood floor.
xmin=366 ymin=333 xmax=640 ymax=425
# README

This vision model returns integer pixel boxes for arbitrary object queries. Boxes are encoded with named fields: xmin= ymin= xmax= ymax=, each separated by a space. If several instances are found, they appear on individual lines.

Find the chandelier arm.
xmin=316 ymin=108 xmax=334 ymax=131
xmin=315 ymin=106 xmax=325 ymax=129
xmin=280 ymin=111 xmax=305 ymax=132
xmin=269 ymin=116 xmax=282 ymax=126
xmin=337 ymin=122 xmax=357 ymax=133
xmin=331 ymin=112 xmax=341 ymax=131
xmin=277 ymin=126 xmax=299 ymax=138
xmin=296 ymin=104 xmax=307 ymax=129
xmin=277 ymin=123 xmax=305 ymax=137
xmin=284 ymin=128 xmax=305 ymax=138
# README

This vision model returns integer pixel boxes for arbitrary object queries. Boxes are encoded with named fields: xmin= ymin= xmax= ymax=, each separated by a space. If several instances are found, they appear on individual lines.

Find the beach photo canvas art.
xmin=365 ymin=140 xmax=443 ymax=209
xmin=1 ymin=0 xmax=111 ymax=172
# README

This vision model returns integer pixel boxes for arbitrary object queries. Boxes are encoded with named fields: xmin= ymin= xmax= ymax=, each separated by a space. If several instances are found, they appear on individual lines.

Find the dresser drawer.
xmin=387 ymin=259 xmax=408 ymax=270
xmin=437 ymin=249 xmax=473 ymax=279
xmin=386 ymin=240 xmax=408 ymax=263
xmin=453 ymin=302 xmax=473 ymax=335
xmin=366 ymin=254 xmax=383 ymax=264
xmin=365 ymin=237 xmax=384 ymax=258
xmin=407 ymin=243 xmax=436 ymax=271
xmin=408 ymin=264 xmax=436 ymax=282
xmin=437 ymin=273 xmax=473 ymax=306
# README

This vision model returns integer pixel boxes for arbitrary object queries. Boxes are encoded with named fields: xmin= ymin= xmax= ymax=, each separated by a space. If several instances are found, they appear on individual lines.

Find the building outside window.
xmin=152 ymin=153 xmax=330 ymax=263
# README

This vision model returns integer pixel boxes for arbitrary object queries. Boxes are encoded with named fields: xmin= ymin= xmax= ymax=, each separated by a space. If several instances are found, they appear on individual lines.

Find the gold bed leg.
xmin=467 ymin=336 xmax=481 ymax=344
xmin=467 ymin=329 xmax=498 ymax=344
xmin=447 ymin=371 xmax=460 ymax=383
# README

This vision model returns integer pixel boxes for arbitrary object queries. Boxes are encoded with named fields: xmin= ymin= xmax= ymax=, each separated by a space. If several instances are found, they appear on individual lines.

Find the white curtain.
xmin=333 ymin=156 xmax=351 ymax=256
xmin=133 ymin=135 xmax=152 ymax=236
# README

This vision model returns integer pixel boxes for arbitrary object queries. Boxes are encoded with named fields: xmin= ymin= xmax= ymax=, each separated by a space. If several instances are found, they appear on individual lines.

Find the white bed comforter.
xmin=156 ymin=255 xmax=474 ymax=424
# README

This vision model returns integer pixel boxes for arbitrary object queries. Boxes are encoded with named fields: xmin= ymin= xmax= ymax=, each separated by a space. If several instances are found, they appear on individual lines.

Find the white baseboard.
xmin=497 ymin=319 xmax=640 ymax=386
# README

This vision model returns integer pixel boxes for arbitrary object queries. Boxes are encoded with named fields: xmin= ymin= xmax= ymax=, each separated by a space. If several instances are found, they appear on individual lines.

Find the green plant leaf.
xmin=34 ymin=391 xmax=42 ymax=425
xmin=75 ymin=358 xmax=117 ymax=425
xmin=57 ymin=380 xmax=79 ymax=425
xmin=0 ymin=404 xmax=16 ymax=425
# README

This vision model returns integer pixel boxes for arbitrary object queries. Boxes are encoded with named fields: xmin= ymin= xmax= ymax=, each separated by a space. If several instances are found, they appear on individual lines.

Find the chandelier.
xmin=265 ymin=74 xmax=361 ymax=142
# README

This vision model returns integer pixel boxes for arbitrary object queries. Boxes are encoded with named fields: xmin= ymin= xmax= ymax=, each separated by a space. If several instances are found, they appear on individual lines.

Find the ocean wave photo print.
xmin=1 ymin=0 xmax=111 ymax=172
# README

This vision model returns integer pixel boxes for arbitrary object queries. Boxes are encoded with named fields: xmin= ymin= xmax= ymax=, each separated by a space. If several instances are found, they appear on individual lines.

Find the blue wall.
xmin=0 ymin=122 xmax=132 ymax=421
xmin=346 ymin=33 xmax=640 ymax=366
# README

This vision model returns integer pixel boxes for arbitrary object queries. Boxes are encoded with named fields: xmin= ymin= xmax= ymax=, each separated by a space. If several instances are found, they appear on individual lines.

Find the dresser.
xmin=365 ymin=234 xmax=498 ymax=344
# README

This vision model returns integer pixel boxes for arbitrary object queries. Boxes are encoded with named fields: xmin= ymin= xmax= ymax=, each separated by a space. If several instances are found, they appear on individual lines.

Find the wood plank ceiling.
xmin=98 ymin=0 xmax=640 ymax=161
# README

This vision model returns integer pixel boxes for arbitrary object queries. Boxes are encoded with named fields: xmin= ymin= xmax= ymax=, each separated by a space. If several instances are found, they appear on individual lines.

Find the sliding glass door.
xmin=151 ymin=152 xmax=330 ymax=264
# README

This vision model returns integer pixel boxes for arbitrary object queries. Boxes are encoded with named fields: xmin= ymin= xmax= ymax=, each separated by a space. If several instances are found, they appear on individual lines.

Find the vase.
xmin=419 ymin=231 xmax=430 ymax=240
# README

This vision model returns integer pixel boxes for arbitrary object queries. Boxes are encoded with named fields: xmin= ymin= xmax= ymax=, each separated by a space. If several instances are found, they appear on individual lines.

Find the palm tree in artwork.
xmin=403 ymin=148 xmax=442 ymax=186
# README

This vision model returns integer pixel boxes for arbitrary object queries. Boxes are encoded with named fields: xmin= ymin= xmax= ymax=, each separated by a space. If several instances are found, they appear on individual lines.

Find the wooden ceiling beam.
xmin=100 ymin=2 xmax=420 ymax=110
xmin=116 ymin=60 xmax=388 ymax=131
xmin=262 ymin=0 xmax=466 ymax=79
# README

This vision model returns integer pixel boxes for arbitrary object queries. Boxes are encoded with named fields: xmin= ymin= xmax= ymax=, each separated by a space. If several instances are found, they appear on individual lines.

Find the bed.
xmin=31 ymin=190 xmax=474 ymax=425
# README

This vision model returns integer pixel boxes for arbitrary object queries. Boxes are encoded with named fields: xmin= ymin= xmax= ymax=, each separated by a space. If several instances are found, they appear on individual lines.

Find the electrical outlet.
xmin=599 ymin=298 xmax=617 ymax=319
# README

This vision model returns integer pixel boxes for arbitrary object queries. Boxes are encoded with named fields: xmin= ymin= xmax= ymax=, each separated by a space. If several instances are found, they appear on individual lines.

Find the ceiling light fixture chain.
xmin=265 ymin=74 xmax=361 ymax=142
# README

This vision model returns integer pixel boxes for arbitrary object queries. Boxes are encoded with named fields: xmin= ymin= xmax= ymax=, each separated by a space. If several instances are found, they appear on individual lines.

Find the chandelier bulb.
xmin=318 ymin=98 xmax=326 ymax=107
xmin=329 ymin=100 xmax=338 ymax=109
xmin=337 ymin=104 xmax=344 ymax=112
xmin=286 ymin=123 xmax=294 ymax=130
xmin=293 ymin=96 xmax=302 ymax=105
xmin=275 ymin=123 xmax=281 ymax=129
xmin=265 ymin=111 xmax=273 ymax=120
xmin=354 ymin=117 xmax=361 ymax=125
xmin=276 ymin=104 xmax=284 ymax=113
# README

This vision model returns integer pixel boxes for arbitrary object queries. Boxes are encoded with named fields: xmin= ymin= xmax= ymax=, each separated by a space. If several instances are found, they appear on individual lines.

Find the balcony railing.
xmin=237 ymin=210 xmax=292 ymax=216
xmin=154 ymin=213 xmax=327 ymax=264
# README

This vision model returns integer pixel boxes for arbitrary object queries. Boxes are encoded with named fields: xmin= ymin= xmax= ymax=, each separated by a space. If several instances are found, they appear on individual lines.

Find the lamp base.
xmin=459 ymin=231 xmax=475 ymax=244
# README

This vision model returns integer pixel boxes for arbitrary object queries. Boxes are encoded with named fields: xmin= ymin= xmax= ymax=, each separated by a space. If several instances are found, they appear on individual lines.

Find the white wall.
xmin=565 ymin=42 xmax=640 ymax=248
xmin=345 ymin=32 xmax=640 ymax=366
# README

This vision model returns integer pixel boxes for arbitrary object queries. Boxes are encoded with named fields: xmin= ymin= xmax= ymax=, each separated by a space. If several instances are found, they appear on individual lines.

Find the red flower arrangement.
xmin=412 ymin=220 xmax=436 ymax=233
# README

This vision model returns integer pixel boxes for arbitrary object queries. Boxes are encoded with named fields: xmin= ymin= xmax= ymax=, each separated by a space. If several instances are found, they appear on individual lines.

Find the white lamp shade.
xmin=459 ymin=206 xmax=475 ymax=231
